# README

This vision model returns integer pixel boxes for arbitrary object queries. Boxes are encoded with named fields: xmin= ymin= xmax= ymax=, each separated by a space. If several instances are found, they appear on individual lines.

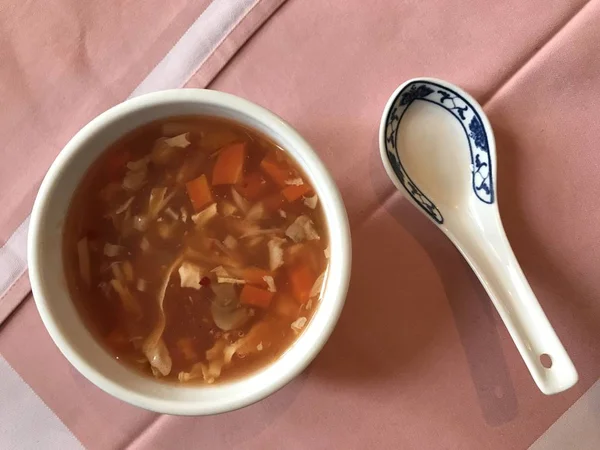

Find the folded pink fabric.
xmin=2 ymin=0 xmax=600 ymax=448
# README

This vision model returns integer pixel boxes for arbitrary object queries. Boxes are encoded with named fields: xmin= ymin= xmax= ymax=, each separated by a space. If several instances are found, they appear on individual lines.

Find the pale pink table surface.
xmin=1 ymin=0 xmax=600 ymax=449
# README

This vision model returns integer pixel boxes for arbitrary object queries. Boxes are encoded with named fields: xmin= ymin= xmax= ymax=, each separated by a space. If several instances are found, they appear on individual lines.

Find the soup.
xmin=63 ymin=116 xmax=329 ymax=384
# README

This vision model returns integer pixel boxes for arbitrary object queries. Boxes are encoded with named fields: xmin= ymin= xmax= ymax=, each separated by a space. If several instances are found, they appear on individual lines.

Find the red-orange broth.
xmin=63 ymin=116 xmax=329 ymax=384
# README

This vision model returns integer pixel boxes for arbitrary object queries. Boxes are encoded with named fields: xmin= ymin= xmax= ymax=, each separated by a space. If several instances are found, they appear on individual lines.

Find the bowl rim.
xmin=27 ymin=89 xmax=351 ymax=415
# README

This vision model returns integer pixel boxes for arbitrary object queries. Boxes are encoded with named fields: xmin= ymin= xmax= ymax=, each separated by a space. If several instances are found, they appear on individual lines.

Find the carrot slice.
xmin=288 ymin=264 xmax=315 ymax=304
xmin=240 ymin=285 xmax=275 ymax=308
xmin=242 ymin=266 xmax=271 ymax=287
xmin=212 ymin=142 xmax=246 ymax=185
xmin=260 ymin=152 xmax=292 ymax=187
xmin=282 ymin=184 xmax=311 ymax=202
xmin=236 ymin=172 xmax=268 ymax=200
xmin=186 ymin=174 xmax=213 ymax=211
xmin=263 ymin=192 xmax=285 ymax=211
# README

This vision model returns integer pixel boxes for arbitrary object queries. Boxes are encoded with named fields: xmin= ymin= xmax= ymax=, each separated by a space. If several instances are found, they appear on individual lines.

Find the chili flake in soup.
xmin=63 ymin=116 xmax=329 ymax=384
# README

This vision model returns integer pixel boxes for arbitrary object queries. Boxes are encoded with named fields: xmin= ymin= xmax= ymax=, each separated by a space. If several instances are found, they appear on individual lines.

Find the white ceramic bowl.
xmin=28 ymin=89 xmax=351 ymax=415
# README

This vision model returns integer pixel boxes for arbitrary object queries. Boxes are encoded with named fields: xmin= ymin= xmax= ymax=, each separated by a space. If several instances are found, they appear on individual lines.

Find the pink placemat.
xmin=2 ymin=0 xmax=600 ymax=448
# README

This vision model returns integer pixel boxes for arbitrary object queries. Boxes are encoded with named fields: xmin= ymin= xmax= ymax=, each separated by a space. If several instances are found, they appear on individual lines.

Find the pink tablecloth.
xmin=2 ymin=0 xmax=600 ymax=448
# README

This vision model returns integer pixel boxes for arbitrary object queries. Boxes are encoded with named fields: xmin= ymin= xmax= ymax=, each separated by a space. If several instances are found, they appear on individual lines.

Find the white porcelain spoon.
xmin=379 ymin=77 xmax=578 ymax=394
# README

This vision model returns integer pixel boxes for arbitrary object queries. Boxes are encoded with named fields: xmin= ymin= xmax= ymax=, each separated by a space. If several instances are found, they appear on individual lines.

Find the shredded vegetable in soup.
xmin=63 ymin=116 xmax=329 ymax=384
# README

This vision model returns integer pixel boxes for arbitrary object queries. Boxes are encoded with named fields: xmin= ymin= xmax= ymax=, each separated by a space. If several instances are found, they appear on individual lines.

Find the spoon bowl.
xmin=379 ymin=77 xmax=578 ymax=394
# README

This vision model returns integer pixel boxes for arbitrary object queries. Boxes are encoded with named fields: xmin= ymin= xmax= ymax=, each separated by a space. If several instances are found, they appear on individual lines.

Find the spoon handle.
xmin=454 ymin=223 xmax=578 ymax=395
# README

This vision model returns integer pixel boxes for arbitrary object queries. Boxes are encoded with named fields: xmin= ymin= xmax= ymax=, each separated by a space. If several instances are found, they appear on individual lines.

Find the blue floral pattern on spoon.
xmin=383 ymin=80 xmax=495 ymax=224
